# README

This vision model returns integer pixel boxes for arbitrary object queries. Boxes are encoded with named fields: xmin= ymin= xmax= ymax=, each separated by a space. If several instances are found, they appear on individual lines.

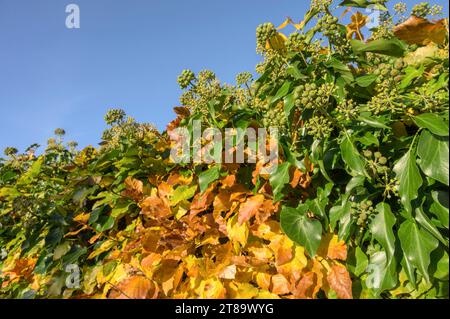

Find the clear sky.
xmin=0 ymin=0 xmax=448 ymax=152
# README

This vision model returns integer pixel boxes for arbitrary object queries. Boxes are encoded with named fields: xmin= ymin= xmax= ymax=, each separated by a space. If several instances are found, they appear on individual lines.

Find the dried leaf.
xmin=238 ymin=194 xmax=265 ymax=225
xmin=326 ymin=264 xmax=353 ymax=299
xmin=393 ymin=16 xmax=447 ymax=45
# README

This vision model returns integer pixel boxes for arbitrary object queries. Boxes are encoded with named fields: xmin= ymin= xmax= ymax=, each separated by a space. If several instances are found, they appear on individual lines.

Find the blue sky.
xmin=0 ymin=0 xmax=448 ymax=152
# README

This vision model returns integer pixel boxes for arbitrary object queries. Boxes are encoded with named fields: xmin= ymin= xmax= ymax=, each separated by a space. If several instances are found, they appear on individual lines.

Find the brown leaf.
xmin=238 ymin=194 xmax=265 ymax=225
xmin=122 ymin=177 xmax=143 ymax=202
xmin=140 ymin=196 xmax=171 ymax=219
xmin=326 ymin=264 xmax=353 ymax=299
xmin=190 ymin=185 xmax=215 ymax=217
xmin=393 ymin=16 xmax=447 ymax=45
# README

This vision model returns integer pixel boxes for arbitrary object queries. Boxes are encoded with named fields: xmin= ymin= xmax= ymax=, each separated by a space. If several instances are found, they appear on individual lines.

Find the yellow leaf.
xmin=265 ymin=32 xmax=288 ymax=51
xmin=194 ymin=278 xmax=226 ymax=299
xmin=227 ymin=215 xmax=249 ymax=248
xmin=346 ymin=12 xmax=368 ymax=40
xmin=87 ymin=240 xmax=116 ymax=260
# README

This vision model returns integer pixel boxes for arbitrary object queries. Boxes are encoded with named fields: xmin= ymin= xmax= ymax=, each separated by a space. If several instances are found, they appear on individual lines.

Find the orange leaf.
xmin=326 ymin=264 xmax=353 ymax=299
xmin=190 ymin=185 xmax=215 ymax=217
xmin=347 ymin=12 xmax=368 ymax=40
xmin=122 ymin=176 xmax=143 ymax=202
xmin=109 ymin=276 xmax=158 ymax=299
xmin=317 ymin=233 xmax=348 ymax=261
xmin=238 ymin=194 xmax=265 ymax=225
xmin=294 ymin=271 xmax=316 ymax=299
xmin=393 ymin=16 xmax=447 ymax=45
xmin=271 ymin=274 xmax=290 ymax=295
xmin=140 ymin=196 xmax=171 ymax=219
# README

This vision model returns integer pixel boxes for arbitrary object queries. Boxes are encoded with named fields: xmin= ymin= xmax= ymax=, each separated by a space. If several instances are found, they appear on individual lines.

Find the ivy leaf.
xmin=283 ymin=93 xmax=295 ymax=118
xmin=351 ymin=38 xmax=406 ymax=57
xmin=430 ymin=191 xmax=449 ymax=229
xmin=354 ymin=247 xmax=368 ymax=277
xmin=198 ymin=165 xmax=221 ymax=193
xmin=417 ymin=130 xmax=449 ymax=186
xmin=271 ymin=81 xmax=291 ymax=104
xmin=370 ymin=203 xmax=396 ymax=262
xmin=414 ymin=113 xmax=449 ymax=137
xmin=269 ymin=162 xmax=291 ymax=202
xmin=398 ymin=220 xmax=439 ymax=283
xmin=355 ymin=74 xmax=378 ymax=87
xmin=338 ymin=0 xmax=370 ymax=8
xmin=393 ymin=148 xmax=423 ymax=214
xmin=358 ymin=115 xmax=390 ymax=129
xmin=340 ymin=133 xmax=367 ymax=176
xmin=280 ymin=204 xmax=322 ymax=256
xmin=366 ymin=250 xmax=398 ymax=294
xmin=415 ymin=205 xmax=448 ymax=247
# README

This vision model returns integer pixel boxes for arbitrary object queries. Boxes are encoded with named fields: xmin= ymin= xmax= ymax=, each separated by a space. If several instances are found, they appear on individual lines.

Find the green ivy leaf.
xmin=355 ymin=74 xmax=378 ymax=87
xmin=398 ymin=220 xmax=439 ymax=283
xmin=393 ymin=148 xmax=423 ymax=214
xmin=414 ymin=113 xmax=449 ymax=137
xmin=271 ymin=81 xmax=291 ymax=104
xmin=415 ymin=205 xmax=448 ymax=247
xmin=340 ymin=133 xmax=367 ymax=176
xmin=351 ymin=38 xmax=406 ymax=57
xmin=417 ymin=130 xmax=449 ymax=185
xmin=370 ymin=203 xmax=396 ymax=262
xmin=430 ymin=191 xmax=449 ymax=229
xmin=269 ymin=162 xmax=291 ymax=202
xmin=280 ymin=204 xmax=322 ymax=256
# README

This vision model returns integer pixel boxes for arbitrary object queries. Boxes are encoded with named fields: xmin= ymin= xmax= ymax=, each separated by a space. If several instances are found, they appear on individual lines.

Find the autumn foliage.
xmin=0 ymin=0 xmax=449 ymax=299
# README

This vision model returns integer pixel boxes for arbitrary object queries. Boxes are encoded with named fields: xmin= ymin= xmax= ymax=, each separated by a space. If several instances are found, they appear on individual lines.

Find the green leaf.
xmin=433 ymin=250 xmax=449 ymax=281
xmin=170 ymin=185 xmax=198 ymax=206
xmin=269 ymin=162 xmax=291 ymax=202
xmin=398 ymin=220 xmax=439 ymax=283
xmin=198 ymin=165 xmax=221 ymax=193
xmin=95 ymin=215 xmax=115 ymax=232
xmin=339 ymin=0 xmax=370 ymax=8
xmin=53 ymin=242 xmax=71 ymax=260
xmin=430 ymin=191 xmax=449 ymax=229
xmin=417 ymin=130 xmax=449 ymax=186
xmin=358 ymin=115 xmax=390 ymax=129
xmin=280 ymin=204 xmax=322 ymax=256
xmin=393 ymin=148 xmax=423 ymax=214
xmin=370 ymin=203 xmax=396 ymax=262
xmin=345 ymin=176 xmax=365 ymax=193
xmin=340 ymin=133 xmax=367 ymax=176
xmin=400 ymin=65 xmax=425 ymax=89
xmin=110 ymin=201 xmax=132 ymax=219
xmin=415 ymin=205 xmax=448 ymax=247
xmin=354 ymin=247 xmax=369 ymax=277
xmin=271 ymin=81 xmax=291 ymax=104
xmin=355 ymin=74 xmax=378 ymax=87
xmin=283 ymin=93 xmax=295 ymax=118
xmin=414 ymin=113 xmax=449 ymax=137
xmin=351 ymin=38 xmax=406 ymax=57
xmin=366 ymin=250 xmax=398 ymax=294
